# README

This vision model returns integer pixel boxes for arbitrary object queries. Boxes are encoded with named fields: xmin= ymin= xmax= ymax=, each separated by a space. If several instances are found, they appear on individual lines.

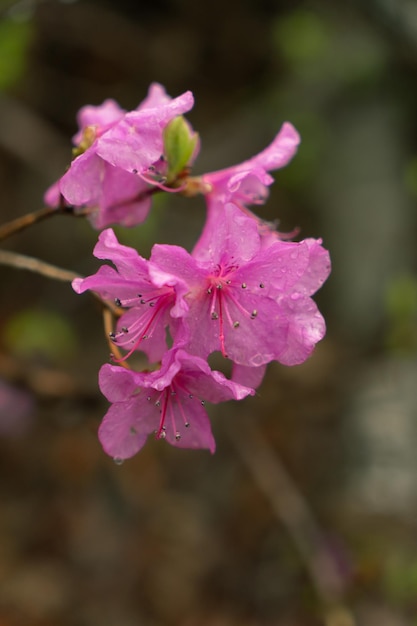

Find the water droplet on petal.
xmin=233 ymin=321 xmax=240 ymax=328
xmin=250 ymin=310 xmax=258 ymax=319
xmin=175 ymin=432 xmax=181 ymax=441
xmin=113 ymin=457 xmax=124 ymax=465
xmin=241 ymin=283 xmax=247 ymax=289
xmin=115 ymin=298 xmax=122 ymax=307
xmin=211 ymin=312 xmax=219 ymax=320
xmin=185 ymin=422 xmax=190 ymax=428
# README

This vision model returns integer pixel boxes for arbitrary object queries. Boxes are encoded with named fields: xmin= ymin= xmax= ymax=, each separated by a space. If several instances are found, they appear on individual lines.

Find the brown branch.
xmin=226 ymin=416 xmax=356 ymax=626
xmin=0 ymin=248 xmax=79 ymax=282
xmin=0 ymin=206 xmax=62 ymax=242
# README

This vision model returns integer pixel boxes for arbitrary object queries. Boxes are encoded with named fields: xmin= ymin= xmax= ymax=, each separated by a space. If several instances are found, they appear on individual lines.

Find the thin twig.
xmin=227 ymin=415 xmax=356 ymax=626
xmin=0 ymin=206 xmax=62 ymax=242
xmin=102 ymin=307 xmax=130 ymax=369
xmin=0 ymin=248 xmax=122 ymax=320
xmin=0 ymin=248 xmax=79 ymax=282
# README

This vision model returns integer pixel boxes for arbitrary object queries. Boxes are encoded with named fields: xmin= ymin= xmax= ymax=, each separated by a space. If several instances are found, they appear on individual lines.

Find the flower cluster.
xmin=51 ymin=83 xmax=331 ymax=460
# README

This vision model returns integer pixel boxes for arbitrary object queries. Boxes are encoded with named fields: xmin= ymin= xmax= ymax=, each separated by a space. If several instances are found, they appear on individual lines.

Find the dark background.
xmin=0 ymin=0 xmax=417 ymax=624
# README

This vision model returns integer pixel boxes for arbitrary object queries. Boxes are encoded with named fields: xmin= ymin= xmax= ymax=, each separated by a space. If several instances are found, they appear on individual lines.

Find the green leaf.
xmin=163 ymin=116 xmax=198 ymax=183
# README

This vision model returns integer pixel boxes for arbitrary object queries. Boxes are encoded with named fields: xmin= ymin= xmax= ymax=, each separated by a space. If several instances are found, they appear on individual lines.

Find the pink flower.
xmin=44 ymin=83 xmax=195 ymax=229
xmin=150 ymin=203 xmax=330 ymax=367
xmin=72 ymin=229 xmax=191 ymax=364
xmin=202 ymin=122 xmax=300 ymax=207
xmin=98 ymin=348 xmax=254 ymax=459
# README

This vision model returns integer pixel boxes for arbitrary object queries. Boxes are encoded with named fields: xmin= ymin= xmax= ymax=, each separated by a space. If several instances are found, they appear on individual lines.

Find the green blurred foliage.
xmin=0 ymin=15 xmax=32 ymax=91
xmin=384 ymin=274 xmax=417 ymax=353
xmin=4 ymin=308 xmax=78 ymax=365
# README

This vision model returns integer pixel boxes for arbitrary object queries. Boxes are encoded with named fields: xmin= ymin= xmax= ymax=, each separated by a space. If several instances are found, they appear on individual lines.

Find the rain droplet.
xmin=115 ymin=298 xmax=122 ymax=307
xmin=130 ymin=426 xmax=137 ymax=435
xmin=201 ymin=400 xmax=205 ymax=406
xmin=175 ymin=432 xmax=181 ymax=441
xmin=132 ymin=168 xmax=138 ymax=174
xmin=241 ymin=283 xmax=247 ymax=289
xmin=207 ymin=287 xmax=213 ymax=294
xmin=113 ymin=457 xmax=124 ymax=465
xmin=250 ymin=310 xmax=258 ymax=319
xmin=185 ymin=422 xmax=190 ymax=428
xmin=233 ymin=321 xmax=240 ymax=328
xmin=211 ymin=312 xmax=219 ymax=320
xmin=121 ymin=327 xmax=128 ymax=333
xmin=259 ymin=283 xmax=265 ymax=289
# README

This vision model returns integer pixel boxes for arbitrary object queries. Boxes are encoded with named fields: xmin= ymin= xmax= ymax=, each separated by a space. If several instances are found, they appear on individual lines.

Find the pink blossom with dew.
xmin=150 ymin=203 xmax=330 ymax=367
xmin=44 ymin=83 xmax=195 ymax=229
xmin=98 ymin=348 xmax=255 ymax=460
xmin=72 ymin=229 xmax=191 ymax=364
xmin=202 ymin=122 xmax=300 ymax=208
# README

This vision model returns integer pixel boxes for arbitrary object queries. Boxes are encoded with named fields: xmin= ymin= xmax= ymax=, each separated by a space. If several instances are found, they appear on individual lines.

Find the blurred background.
xmin=0 ymin=0 xmax=417 ymax=624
